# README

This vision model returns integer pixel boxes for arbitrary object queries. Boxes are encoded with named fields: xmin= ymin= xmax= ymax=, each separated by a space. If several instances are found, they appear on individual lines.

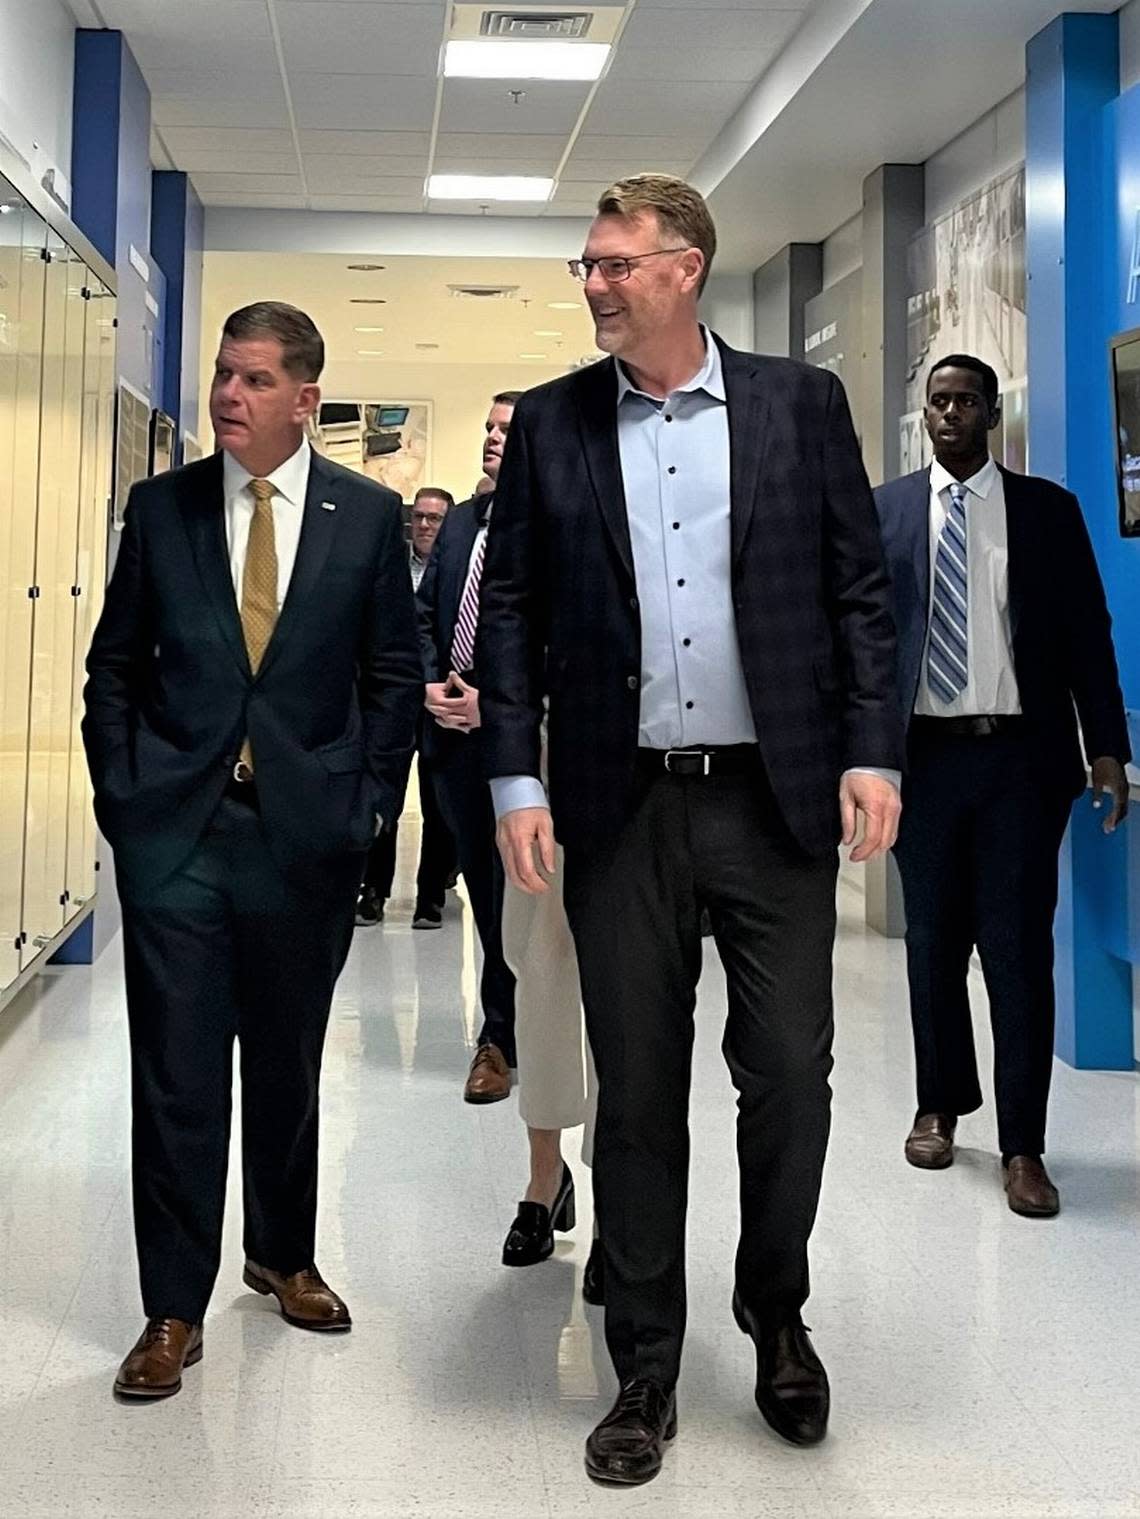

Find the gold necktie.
xmin=238 ymin=478 xmax=278 ymax=771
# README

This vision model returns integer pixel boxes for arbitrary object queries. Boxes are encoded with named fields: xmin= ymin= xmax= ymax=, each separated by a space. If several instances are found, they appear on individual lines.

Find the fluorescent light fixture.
xmin=533 ymin=329 xmax=563 ymax=337
xmin=356 ymin=349 xmax=385 ymax=356
xmin=428 ymin=174 xmax=554 ymax=202
xmin=444 ymin=40 xmax=609 ymax=81
xmin=353 ymin=326 xmax=384 ymax=332
xmin=548 ymin=301 xmax=582 ymax=310
xmin=519 ymin=352 xmax=548 ymax=359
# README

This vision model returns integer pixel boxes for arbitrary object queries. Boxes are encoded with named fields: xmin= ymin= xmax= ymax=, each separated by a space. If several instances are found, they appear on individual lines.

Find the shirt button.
xmin=685 ymin=700 xmax=694 ymax=710
xmin=667 ymin=466 xmax=677 ymax=475
xmin=682 ymin=638 xmax=691 ymax=647
xmin=665 ymin=414 xmax=673 ymax=423
xmin=677 ymin=578 xmax=685 ymax=587
xmin=672 ymin=522 xmax=680 ymax=530
xmin=627 ymin=675 xmax=639 ymax=691
xmin=629 ymin=596 xmax=638 ymax=610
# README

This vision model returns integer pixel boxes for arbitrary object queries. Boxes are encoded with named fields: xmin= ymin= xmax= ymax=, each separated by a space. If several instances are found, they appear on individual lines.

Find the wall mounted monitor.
xmin=1110 ymin=326 xmax=1140 ymax=536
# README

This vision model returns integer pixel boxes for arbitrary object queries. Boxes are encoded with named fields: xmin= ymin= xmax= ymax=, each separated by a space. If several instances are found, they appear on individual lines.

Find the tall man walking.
xmin=84 ymin=302 xmax=421 ymax=1398
xmin=478 ymin=176 xmax=904 ymax=1483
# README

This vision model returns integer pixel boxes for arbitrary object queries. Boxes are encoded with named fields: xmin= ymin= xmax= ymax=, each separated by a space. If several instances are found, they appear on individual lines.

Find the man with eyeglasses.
xmin=477 ymin=175 xmax=903 ymax=1483
xmin=356 ymin=486 xmax=459 ymax=928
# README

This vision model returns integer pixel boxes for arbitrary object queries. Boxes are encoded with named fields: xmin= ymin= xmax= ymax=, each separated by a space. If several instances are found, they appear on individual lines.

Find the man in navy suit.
xmin=417 ymin=394 xmax=521 ymax=1103
xmin=875 ymin=354 xmax=1130 ymax=1217
xmin=84 ymin=303 xmax=421 ymax=1398
xmin=477 ymin=175 xmax=904 ymax=1483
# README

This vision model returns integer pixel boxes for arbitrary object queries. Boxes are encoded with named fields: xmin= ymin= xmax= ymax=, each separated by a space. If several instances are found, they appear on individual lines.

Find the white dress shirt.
xmin=222 ymin=439 xmax=311 ymax=611
xmin=916 ymin=456 xmax=1021 ymax=716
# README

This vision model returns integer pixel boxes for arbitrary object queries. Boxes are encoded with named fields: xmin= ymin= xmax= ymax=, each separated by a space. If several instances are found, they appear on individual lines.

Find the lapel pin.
xmin=321 ymin=500 xmax=337 ymax=512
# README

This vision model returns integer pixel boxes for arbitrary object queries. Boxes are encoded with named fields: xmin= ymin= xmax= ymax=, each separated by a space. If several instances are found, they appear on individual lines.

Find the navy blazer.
xmin=476 ymin=337 xmax=905 ymax=860
xmin=874 ymin=465 xmax=1131 ymax=796
xmin=83 ymin=449 xmax=423 ymax=891
xmin=415 ymin=493 xmax=488 ymax=764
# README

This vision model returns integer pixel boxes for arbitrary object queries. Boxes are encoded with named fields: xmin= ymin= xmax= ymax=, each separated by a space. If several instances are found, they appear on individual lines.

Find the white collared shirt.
xmin=915 ymin=455 xmax=1021 ymax=716
xmin=222 ymin=439 xmax=311 ymax=611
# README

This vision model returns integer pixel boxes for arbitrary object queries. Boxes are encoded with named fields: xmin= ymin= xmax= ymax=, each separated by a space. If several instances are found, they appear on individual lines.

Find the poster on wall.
xmin=311 ymin=401 xmax=431 ymax=501
xmin=899 ymin=165 xmax=1027 ymax=475
xmin=803 ymin=268 xmax=863 ymax=442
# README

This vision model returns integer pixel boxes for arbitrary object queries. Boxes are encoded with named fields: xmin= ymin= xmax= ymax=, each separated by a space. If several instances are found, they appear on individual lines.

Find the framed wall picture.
xmin=1110 ymin=326 xmax=1140 ymax=536
xmin=112 ymin=378 xmax=151 ymax=529
xmin=314 ymin=399 xmax=432 ymax=500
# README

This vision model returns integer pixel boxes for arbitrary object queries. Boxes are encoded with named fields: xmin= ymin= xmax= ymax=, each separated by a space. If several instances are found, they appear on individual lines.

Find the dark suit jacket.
xmin=83 ymin=449 xmax=423 ymax=891
xmin=476 ymin=337 xmax=904 ymax=859
xmin=415 ymin=493 xmax=486 ymax=765
xmin=874 ymin=465 xmax=1131 ymax=796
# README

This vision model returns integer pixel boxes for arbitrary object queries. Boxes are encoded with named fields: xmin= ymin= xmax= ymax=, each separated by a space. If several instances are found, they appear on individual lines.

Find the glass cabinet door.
xmin=0 ymin=191 xmax=47 ymax=991
xmin=21 ymin=234 xmax=87 ymax=962
xmin=64 ymin=274 xmax=115 ymax=919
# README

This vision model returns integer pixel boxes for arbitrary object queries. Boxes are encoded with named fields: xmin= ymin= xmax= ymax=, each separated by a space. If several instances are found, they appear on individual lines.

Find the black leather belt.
xmin=638 ymin=744 xmax=760 ymax=777
xmin=911 ymin=715 xmax=1026 ymax=740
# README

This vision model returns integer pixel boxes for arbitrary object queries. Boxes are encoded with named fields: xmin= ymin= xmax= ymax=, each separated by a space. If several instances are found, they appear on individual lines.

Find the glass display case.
xmin=0 ymin=166 xmax=117 ymax=997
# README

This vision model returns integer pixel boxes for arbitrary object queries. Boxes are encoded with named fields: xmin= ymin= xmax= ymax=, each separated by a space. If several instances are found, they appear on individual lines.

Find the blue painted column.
xmin=151 ymin=170 xmax=205 ymax=459
xmin=1026 ymin=12 xmax=1133 ymax=1070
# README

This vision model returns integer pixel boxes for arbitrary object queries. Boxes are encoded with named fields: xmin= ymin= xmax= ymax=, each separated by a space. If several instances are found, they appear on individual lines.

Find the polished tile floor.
xmin=1 ymin=828 xmax=1139 ymax=1519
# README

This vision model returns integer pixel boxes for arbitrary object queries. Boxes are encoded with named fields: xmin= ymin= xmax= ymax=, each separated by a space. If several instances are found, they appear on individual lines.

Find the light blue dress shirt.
xmin=490 ymin=330 xmax=897 ymax=818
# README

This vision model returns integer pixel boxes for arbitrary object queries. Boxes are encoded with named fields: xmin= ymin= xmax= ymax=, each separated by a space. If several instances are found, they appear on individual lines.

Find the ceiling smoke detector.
xmin=447 ymin=283 xmax=520 ymax=300
xmin=480 ymin=10 xmax=592 ymax=37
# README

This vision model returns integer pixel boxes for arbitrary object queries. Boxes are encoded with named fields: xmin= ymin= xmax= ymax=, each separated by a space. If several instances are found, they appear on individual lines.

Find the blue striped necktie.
xmin=928 ymin=481 xmax=969 ymax=703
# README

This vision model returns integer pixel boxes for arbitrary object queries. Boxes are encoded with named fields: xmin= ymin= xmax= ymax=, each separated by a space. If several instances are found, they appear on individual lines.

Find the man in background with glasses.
xmin=356 ymin=486 xmax=458 ymax=928
xmin=477 ymin=176 xmax=903 ymax=1484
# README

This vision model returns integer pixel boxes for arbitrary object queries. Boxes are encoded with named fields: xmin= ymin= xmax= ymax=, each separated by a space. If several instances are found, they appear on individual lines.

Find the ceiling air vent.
xmin=415 ymin=342 xmax=441 ymax=351
xmin=447 ymin=283 xmax=520 ymax=300
xmin=480 ymin=10 xmax=592 ymax=37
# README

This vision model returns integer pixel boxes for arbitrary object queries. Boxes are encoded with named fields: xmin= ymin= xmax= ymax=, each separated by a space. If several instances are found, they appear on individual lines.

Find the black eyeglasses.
xmin=411 ymin=510 xmax=445 ymax=526
xmin=567 ymin=248 xmax=690 ymax=283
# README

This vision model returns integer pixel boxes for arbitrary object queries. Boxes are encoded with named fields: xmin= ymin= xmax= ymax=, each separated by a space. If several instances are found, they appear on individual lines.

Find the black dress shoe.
xmin=585 ymin=1379 xmax=677 ymax=1486
xmin=502 ymin=1164 xmax=575 ymax=1266
xmin=355 ymin=886 xmax=384 ymax=926
xmin=582 ymin=1238 xmax=605 ymax=1305
xmin=412 ymin=900 xmax=443 ymax=929
xmin=733 ymin=1292 xmax=829 ymax=1445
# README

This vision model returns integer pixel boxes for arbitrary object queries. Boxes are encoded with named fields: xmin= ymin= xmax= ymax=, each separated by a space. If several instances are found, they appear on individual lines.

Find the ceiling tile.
xmin=303 ymin=153 xmax=427 ymax=178
xmin=96 ymin=0 xmax=274 ymax=68
xmin=191 ymin=173 xmax=305 ymax=194
xmin=306 ymin=193 xmax=427 ymax=211
xmin=275 ymin=2 xmax=444 ymax=75
xmin=154 ymin=98 xmax=292 ymax=129
xmin=433 ymin=155 xmax=560 ymax=176
xmin=290 ymin=74 xmax=436 ymax=129
xmin=298 ymin=130 xmax=431 ymax=156
xmin=618 ymin=7 xmax=802 ymax=53
xmin=168 ymin=151 xmax=301 ymax=175
xmin=583 ymin=80 xmax=750 ymax=136
xmin=433 ymin=132 xmax=569 ymax=160
xmin=145 ymin=68 xmax=286 ymax=105
xmin=607 ymin=46 xmax=782 ymax=84
xmin=570 ymin=132 xmax=706 ymax=160
xmin=304 ymin=168 xmax=426 ymax=194
xmin=198 ymin=192 xmax=310 ymax=207
xmin=160 ymin=127 xmax=298 ymax=156
xmin=439 ymin=80 xmax=590 ymax=135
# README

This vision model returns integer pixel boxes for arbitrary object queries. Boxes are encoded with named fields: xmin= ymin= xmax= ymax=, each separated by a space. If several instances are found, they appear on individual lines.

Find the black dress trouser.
xmin=562 ymin=758 xmax=838 ymax=1390
xmin=892 ymin=723 xmax=1074 ymax=1158
xmin=362 ymin=751 xmax=457 ymax=906
xmin=119 ymin=792 xmax=360 ymax=1323
xmin=427 ymin=731 xmax=516 ymax=1065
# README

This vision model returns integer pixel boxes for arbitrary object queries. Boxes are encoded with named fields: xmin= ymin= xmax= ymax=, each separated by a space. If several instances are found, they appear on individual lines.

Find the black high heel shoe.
xmin=502 ymin=1164 xmax=575 ymax=1267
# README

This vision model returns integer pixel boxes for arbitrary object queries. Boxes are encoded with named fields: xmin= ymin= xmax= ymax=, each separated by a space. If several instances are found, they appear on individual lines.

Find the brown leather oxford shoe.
xmin=243 ymin=1261 xmax=352 ymax=1330
xmin=463 ymin=1043 xmax=511 ymax=1104
xmin=1004 ymin=1156 xmax=1060 ymax=1218
xmin=114 ymin=1318 xmax=203 ymax=1400
xmin=904 ymin=1112 xmax=956 ymax=1170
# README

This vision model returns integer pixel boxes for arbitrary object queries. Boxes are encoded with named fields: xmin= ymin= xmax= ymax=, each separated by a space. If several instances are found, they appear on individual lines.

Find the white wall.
xmin=1121 ymin=0 xmax=1140 ymax=93
xmin=197 ymin=357 xmax=570 ymax=503
xmin=822 ymin=212 xmax=862 ymax=289
xmin=0 ymin=0 xmax=74 ymax=190
xmin=700 ymin=273 xmax=753 ymax=350
xmin=924 ymin=87 xmax=1025 ymax=225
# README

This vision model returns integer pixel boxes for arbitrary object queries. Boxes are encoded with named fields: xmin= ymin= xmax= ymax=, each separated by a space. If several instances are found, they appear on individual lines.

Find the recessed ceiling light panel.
xmin=444 ymin=39 xmax=609 ymax=80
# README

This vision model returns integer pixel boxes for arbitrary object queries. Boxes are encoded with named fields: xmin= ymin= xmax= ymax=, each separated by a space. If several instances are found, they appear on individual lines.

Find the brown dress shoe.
xmin=1003 ymin=1156 xmax=1060 ymax=1217
xmin=463 ymin=1043 xmax=511 ymax=1104
xmin=114 ymin=1318 xmax=203 ymax=1400
xmin=904 ymin=1112 xmax=956 ymax=1170
xmin=242 ymin=1261 xmax=352 ymax=1330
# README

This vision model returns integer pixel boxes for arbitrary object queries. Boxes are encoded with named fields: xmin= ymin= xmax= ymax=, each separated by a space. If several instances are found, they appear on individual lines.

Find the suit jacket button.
xmin=629 ymin=596 xmax=638 ymax=610
xmin=627 ymin=675 xmax=639 ymax=691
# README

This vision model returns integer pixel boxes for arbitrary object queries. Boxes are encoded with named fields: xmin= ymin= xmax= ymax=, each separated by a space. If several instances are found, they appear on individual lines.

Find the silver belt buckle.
xmin=233 ymin=760 xmax=254 ymax=783
xmin=664 ymin=749 xmax=710 ymax=776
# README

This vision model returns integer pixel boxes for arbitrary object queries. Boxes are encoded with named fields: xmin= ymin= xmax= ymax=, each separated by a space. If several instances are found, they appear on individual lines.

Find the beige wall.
xmin=196 ymin=356 xmax=568 ymax=503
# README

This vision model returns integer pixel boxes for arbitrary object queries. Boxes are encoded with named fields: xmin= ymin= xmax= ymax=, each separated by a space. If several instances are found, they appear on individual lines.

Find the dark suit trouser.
xmin=362 ymin=752 xmax=456 ymax=906
xmin=119 ymin=793 xmax=360 ymax=1322
xmin=893 ymin=726 xmax=1074 ymax=1158
xmin=562 ymin=762 xmax=838 ymax=1389
xmin=428 ymin=735 xmax=516 ymax=1064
